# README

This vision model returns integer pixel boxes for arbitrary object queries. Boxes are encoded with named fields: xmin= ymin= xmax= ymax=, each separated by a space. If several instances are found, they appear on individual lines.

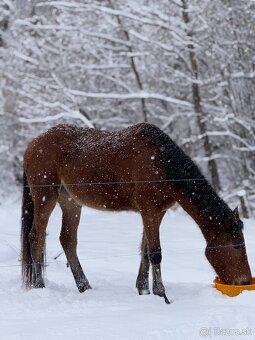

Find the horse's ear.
xmin=233 ymin=207 xmax=240 ymax=219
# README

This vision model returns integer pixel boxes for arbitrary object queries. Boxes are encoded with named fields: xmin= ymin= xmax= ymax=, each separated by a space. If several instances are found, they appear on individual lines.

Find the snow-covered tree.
xmin=0 ymin=0 xmax=255 ymax=215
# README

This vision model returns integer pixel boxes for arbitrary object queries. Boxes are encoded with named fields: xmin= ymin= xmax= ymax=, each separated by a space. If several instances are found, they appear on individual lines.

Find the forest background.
xmin=0 ymin=0 xmax=255 ymax=216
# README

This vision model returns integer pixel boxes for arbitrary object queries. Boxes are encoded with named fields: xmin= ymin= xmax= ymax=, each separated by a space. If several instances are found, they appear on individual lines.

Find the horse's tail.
xmin=21 ymin=169 xmax=34 ymax=288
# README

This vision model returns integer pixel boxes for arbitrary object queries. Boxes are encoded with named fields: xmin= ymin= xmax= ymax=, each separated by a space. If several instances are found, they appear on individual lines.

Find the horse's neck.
xmin=174 ymin=181 xmax=231 ymax=244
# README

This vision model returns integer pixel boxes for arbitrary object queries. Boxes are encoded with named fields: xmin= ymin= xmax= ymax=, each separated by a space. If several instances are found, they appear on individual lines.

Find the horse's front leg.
xmin=151 ymin=262 xmax=170 ymax=304
xmin=141 ymin=210 xmax=171 ymax=304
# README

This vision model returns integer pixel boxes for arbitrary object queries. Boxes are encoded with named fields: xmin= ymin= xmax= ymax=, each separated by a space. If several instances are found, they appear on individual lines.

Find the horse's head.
xmin=205 ymin=207 xmax=252 ymax=285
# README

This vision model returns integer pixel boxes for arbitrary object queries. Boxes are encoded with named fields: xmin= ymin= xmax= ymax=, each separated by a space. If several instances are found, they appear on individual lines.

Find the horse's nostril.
xmin=241 ymin=281 xmax=250 ymax=285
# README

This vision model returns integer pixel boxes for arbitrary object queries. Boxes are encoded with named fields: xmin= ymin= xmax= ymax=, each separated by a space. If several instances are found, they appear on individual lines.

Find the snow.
xmin=0 ymin=201 xmax=255 ymax=340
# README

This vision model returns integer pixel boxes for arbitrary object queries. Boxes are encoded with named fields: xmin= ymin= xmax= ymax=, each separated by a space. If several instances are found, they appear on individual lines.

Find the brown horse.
xmin=21 ymin=123 xmax=252 ymax=304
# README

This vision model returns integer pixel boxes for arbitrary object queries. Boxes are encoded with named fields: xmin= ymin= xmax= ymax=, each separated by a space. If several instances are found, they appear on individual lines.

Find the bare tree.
xmin=0 ymin=0 xmax=255 ymax=215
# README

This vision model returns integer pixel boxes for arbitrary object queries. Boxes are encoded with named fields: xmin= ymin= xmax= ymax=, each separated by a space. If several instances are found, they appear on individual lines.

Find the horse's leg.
xmin=59 ymin=190 xmax=91 ymax=293
xmin=141 ymin=210 xmax=171 ymax=304
xmin=29 ymin=188 xmax=59 ymax=288
xmin=30 ymin=220 xmax=45 ymax=288
xmin=136 ymin=232 xmax=150 ymax=295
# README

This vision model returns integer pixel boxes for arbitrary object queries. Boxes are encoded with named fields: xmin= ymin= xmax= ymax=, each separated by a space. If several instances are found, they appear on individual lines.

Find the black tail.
xmin=21 ymin=170 xmax=34 ymax=288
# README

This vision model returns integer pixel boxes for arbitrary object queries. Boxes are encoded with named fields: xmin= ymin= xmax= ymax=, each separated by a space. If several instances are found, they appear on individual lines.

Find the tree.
xmin=0 ymin=0 xmax=255 ymax=215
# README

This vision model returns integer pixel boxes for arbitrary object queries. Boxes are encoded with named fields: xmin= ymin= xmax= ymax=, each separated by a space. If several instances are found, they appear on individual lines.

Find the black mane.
xmin=142 ymin=124 xmax=238 ymax=231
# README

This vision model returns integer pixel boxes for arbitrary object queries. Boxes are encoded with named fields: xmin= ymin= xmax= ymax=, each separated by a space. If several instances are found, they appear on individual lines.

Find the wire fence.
xmin=0 ymin=241 xmax=248 ymax=269
xmin=0 ymin=177 xmax=252 ymax=269
xmin=22 ymin=177 xmax=208 ymax=189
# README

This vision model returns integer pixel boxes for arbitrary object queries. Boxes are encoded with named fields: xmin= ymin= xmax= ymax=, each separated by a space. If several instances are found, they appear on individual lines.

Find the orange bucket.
xmin=214 ymin=277 xmax=255 ymax=297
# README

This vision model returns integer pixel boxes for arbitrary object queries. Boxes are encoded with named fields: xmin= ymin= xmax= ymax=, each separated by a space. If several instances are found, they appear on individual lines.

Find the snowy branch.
xmin=66 ymin=89 xmax=193 ymax=108
xmin=19 ymin=111 xmax=94 ymax=128
xmin=15 ymin=20 xmax=132 ymax=47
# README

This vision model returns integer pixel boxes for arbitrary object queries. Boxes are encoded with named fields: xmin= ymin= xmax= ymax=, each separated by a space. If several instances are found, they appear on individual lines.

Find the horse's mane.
xmin=142 ymin=124 xmax=241 ymax=233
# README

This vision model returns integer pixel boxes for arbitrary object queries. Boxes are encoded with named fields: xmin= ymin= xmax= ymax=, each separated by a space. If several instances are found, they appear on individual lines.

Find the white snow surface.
xmin=0 ymin=201 xmax=255 ymax=340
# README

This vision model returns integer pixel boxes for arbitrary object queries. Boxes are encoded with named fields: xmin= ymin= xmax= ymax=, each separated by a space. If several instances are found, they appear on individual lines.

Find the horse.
xmin=21 ymin=122 xmax=252 ymax=304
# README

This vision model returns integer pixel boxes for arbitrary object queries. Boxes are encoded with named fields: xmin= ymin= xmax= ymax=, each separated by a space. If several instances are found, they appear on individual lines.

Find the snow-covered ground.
xmin=0 ymin=201 xmax=255 ymax=340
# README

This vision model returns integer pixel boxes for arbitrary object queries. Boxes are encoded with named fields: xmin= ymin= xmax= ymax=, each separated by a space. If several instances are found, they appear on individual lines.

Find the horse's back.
xmin=24 ymin=122 xmax=162 ymax=168
xmin=23 ymin=123 xmax=175 ymax=211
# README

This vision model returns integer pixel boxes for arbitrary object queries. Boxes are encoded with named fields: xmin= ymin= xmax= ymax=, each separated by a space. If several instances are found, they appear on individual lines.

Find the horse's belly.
xmin=63 ymin=183 xmax=136 ymax=211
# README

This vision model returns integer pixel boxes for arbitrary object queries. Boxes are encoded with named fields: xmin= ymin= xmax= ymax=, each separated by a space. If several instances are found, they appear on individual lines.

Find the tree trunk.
xmin=181 ymin=0 xmax=221 ymax=191
xmin=109 ymin=0 xmax=148 ymax=122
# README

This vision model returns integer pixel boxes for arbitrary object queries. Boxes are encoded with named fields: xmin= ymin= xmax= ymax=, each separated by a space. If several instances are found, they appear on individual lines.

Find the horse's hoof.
xmin=162 ymin=293 xmax=172 ymax=304
xmin=153 ymin=288 xmax=172 ymax=304
xmin=138 ymin=288 xmax=150 ymax=295
xmin=78 ymin=282 xmax=92 ymax=293
xmin=33 ymin=282 xmax=45 ymax=289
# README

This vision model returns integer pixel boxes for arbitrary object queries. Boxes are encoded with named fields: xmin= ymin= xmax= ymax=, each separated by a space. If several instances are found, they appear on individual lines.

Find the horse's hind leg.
xmin=30 ymin=187 xmax=59 ymax=288
xmin=59 ymin=190 xmax=91 ymax=293
xmin=136 ymin=232 xmax=150 ymax=295
xmin=140 ymin=210 xmax=171 ymax=304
